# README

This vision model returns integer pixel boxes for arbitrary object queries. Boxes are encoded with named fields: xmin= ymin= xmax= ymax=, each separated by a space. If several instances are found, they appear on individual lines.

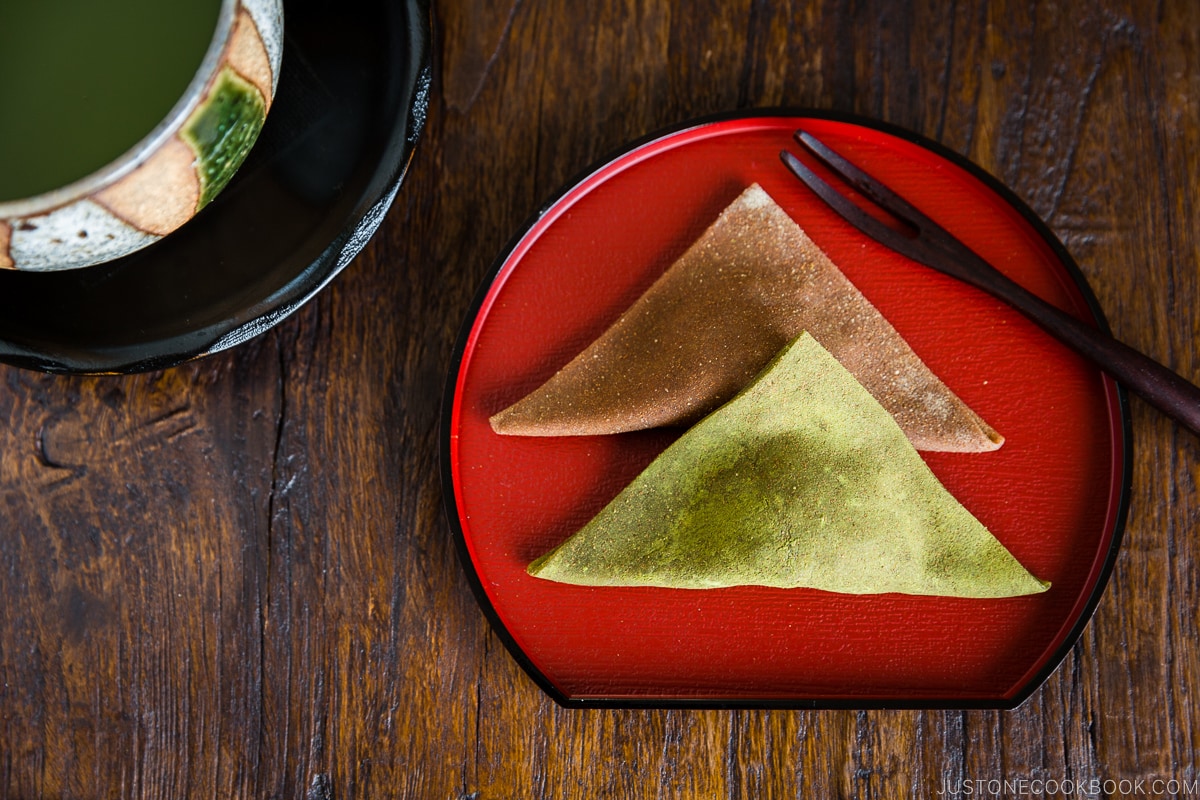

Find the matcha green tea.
xmin=0 ymin=0 xmax=223 ymax=202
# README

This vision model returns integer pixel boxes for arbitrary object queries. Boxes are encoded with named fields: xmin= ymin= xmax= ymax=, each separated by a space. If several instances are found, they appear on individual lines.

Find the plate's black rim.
xmin=0 ymin=0 xmax=432 ymax=375
xmin=439 ymin=107 xmax=1133 ymax=711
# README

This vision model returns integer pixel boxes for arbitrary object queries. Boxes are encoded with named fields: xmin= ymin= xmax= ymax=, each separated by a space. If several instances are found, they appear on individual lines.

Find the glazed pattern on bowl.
xmin=0 ymin=0 xmax=282 ymax=272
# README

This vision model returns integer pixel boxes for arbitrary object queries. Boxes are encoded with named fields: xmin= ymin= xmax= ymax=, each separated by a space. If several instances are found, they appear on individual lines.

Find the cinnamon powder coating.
xmin=491 ymin=184 xmax=1002 ymax=452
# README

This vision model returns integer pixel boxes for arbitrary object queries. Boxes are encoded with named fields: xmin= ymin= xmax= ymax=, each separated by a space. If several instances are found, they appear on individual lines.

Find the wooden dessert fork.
xmin=781 ymin=130 xmax=1200 ymax=436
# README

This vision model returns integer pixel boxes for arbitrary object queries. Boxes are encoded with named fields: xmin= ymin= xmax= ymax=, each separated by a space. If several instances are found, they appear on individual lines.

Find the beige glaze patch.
xmin=0 ymin=221 xmax=13 ymax=269
xmin=225 ymin=8 xmax=275 ymax=106
xmin=94 ymin=137 xmax=201 ymax=236
xmin=240 ymin=0 xmax=283 ymax=92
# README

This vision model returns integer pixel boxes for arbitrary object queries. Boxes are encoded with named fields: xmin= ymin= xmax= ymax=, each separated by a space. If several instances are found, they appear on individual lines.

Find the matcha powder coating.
xmin=528 ymin=332 xmax=1048 ymax=597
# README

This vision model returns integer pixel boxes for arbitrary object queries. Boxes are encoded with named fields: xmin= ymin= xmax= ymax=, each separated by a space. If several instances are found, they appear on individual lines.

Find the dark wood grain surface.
xmin=3 ymin=1 xmax=1198 ymax=797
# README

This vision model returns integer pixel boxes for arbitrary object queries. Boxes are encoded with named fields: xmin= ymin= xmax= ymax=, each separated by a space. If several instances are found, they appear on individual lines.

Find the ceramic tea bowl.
xmin=0 ymin=0 xmax=283 ymax=271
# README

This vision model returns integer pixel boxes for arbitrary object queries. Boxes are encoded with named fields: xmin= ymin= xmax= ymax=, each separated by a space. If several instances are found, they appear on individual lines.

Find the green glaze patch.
xmin=528 ymin=332 xmax=1048 ymax=598
xmin=182 ymin=67 xmax=266 ymax=209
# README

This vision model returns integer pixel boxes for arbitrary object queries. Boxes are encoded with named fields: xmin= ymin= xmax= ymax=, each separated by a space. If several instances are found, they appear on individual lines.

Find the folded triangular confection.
xmin=492 ymin=183 xmax=1002 ymax=452
xmin=528 ymin=332 xmax=1046 ymax=597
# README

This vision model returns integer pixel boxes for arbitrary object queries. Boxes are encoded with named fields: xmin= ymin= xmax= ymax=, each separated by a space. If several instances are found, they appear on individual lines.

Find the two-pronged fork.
xmin=781 ymin=130 xmax=1200 ymax=436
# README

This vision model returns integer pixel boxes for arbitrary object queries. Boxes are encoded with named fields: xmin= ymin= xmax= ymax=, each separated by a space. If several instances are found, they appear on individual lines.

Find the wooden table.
xmin=3 ymin=1 xmax=1197 ymax=796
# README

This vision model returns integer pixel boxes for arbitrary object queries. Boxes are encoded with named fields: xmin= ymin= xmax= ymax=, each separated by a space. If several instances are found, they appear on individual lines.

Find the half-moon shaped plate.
xmin=442 ymin=111 xmax=1130 ymax=708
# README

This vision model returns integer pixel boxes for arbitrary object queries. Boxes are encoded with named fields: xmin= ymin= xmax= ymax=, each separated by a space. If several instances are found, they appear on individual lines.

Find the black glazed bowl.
xmin=0 ymin=0 xmax=431 ymax=373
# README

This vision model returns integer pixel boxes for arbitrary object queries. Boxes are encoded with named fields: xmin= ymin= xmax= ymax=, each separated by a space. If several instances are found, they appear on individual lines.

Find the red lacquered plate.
xmin=441 ymin=111 xmax=1130 ymax=708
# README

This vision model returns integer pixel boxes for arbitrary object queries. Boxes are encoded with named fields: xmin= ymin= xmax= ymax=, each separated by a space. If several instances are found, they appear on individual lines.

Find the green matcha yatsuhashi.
xmin=528 ymin=333 xmax=1047 ymax=597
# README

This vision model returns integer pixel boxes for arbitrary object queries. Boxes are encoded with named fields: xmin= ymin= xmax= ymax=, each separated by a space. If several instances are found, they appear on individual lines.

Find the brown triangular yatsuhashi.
xmin=492 ymin=183 xmax=1002 ymax=452
xmin=528 ymin=333 xmax=1046 ymax=597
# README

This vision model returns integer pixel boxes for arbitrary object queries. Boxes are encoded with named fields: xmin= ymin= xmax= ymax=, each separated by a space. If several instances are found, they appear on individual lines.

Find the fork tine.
xmin=778 ymin=150 xmax=923 ymax=260
xmin=784 ymin=132 xmax=993 ymax=287
xmin=793 ymin=130 xmax=983 ymax=273
xmin=793 ymin=131 xmax=931 ymax=232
